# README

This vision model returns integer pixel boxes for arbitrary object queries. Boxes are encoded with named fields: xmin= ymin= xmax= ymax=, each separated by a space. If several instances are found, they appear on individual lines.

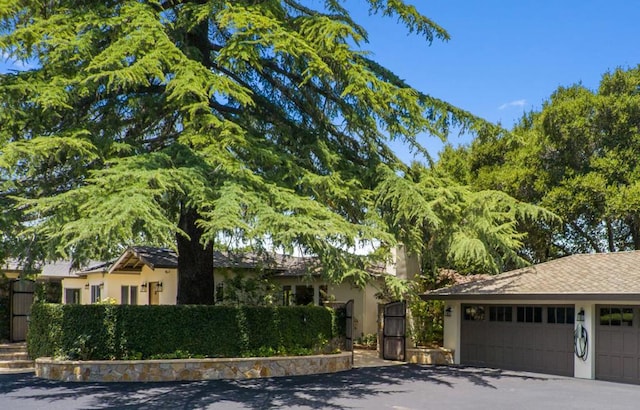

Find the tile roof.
xmin=424 ymin=251 xmax=640 ymax=300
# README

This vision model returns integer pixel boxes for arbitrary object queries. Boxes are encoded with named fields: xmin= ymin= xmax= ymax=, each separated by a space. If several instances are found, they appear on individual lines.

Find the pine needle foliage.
xmin=376 ymin=163 xmax=558 ymax=275
xmin=0 ymin=1 xmax=491 ymax=301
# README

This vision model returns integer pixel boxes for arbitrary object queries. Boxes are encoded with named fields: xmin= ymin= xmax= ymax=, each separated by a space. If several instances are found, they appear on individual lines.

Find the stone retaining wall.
xmin=406 ymin=348 xmax=454 ymax=365
xmin=35 ymin=352 xmax=352 ymax=382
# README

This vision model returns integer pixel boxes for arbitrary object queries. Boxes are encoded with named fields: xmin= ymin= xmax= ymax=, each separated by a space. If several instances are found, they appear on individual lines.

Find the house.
xmin=423 ymin=250 xmax=640 ymax=385
xmin=55 ymin=246 xmax=407 ymax=339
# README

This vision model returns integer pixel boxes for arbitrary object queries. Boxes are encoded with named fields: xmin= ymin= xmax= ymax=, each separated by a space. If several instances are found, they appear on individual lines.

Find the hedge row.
xmin=28 ymin=304 xmax=341 ymax=360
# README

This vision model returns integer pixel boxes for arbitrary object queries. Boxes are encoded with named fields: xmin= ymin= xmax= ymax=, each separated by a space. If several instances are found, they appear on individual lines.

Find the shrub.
xmin=28 ymin=304 xmax=337 ymax=360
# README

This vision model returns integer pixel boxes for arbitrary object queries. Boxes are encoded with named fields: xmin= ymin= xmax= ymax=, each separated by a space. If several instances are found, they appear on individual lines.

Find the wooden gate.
xmin=345 ymin=299 xmax=354 ymax=352
xmin=383 ymin=300 xmax=406 ymax=361
xmin=10 ymin=279 xmax=35 ymax=342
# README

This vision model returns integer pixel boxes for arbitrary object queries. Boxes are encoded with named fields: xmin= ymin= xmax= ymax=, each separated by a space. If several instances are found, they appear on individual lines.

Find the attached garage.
xmin=460 ymin=304 xmax=574 ymax=376
xmin=423 ymin=251 xmax=640 ymax=384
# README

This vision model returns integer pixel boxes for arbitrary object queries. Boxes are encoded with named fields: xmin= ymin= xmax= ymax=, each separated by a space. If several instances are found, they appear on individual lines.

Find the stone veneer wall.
xmin=406 ymin=348 xmax=454 ymax=365
xmin=36 ymin=352 xmax=353 ymax=382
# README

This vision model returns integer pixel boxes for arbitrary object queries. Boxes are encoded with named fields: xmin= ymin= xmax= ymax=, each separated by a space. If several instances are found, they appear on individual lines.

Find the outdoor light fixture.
xmin=157 ymin=282 xmax=163 ymax=293
xmin=445 ymin=306 xmax=453 ymax=317
xmin=141 ymin=282 xmax=148 ymax=292
xmin=577 ymin=308 xmax=585 ymax=322
xmin=84 ymin=283 xmax=89 ymax=290
xmin=99 ymin=282 xmax=104 ymax=289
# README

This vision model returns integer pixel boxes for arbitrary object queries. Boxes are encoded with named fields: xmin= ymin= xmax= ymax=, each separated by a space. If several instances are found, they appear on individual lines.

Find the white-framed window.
xmin=90 ymin=285 xmax=101 ymax=304
xmin=65 ymin=288 xmax=81 ymax=304
xmin=121 ymin=285 xmax=138 ymax=305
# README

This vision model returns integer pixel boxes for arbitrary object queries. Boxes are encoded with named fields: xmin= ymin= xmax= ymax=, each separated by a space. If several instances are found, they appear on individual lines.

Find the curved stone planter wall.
xmin=36 ymin=352 xmax=352 ymax=382
xmin=406 ymin=348 xmax=454 ymax=365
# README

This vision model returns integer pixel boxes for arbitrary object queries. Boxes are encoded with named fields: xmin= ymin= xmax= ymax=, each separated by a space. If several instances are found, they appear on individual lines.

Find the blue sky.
xmin=347 ymin=0 xmax=640 ymax=162
xmin=2 ymin=1 xmax=639 ymax=163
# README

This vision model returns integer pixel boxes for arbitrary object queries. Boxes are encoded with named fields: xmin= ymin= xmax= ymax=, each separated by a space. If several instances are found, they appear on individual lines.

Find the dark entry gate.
xmin=10 ymin=279 xmax=35 ymax=342
xmin=383 ymin=300 xmax=406 ymax=361
xmin=345 ymin=299 xmax=354 ymax=352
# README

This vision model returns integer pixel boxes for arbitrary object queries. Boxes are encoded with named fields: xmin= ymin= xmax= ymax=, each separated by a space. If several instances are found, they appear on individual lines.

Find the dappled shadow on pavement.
xmin=0 ymin=365 xmax=554 ymax=409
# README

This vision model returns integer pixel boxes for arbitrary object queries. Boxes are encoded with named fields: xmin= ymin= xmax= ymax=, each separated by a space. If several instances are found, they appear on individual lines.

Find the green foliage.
xmin=376 ymin=162 xmax=557 ymax=276
xmin=409 ymin=299 xmax=444 ymax=347
xmin=0 ymin=0 xmax=489 ymax=295
xmin=451 ymin=66 xmax=640 ymax=258
xmin=27 ymin=303 xmax=336 ymax=360
xmin=218 ymin=273 xmax=279 ymax=306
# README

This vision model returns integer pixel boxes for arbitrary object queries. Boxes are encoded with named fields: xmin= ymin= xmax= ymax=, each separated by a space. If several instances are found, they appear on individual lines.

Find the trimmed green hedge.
xmin=28 ymin=304 xmax=338 ymax=360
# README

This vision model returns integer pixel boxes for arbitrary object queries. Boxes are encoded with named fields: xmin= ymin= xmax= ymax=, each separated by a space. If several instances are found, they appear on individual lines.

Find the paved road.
xmin=2 ymin=365 xmax=640 ymax=410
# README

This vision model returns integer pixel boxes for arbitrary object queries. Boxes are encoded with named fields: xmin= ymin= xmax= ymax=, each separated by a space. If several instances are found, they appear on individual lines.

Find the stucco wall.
xmin=62 ymin=266 xmax=381 ymax=340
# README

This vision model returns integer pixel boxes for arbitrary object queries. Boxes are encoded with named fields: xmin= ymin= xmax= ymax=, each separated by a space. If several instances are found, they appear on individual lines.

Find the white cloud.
xmin=498 ymin=99 xmax=527 ymax=110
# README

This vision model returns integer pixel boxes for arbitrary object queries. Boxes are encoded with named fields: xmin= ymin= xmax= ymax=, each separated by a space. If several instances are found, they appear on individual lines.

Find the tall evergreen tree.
xmin=1 ymin=1 xmax=490 ymax=302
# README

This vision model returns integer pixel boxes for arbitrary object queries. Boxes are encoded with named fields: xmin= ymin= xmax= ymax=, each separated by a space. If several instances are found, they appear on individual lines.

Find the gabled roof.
xmin=109 ymin=246 xmax=178 ymax=273
xmin=423 ymin=251 xmax=640 ymax=301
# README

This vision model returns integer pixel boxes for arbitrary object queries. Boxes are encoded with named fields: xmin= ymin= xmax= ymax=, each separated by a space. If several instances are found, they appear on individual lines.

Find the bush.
xmin=28 ymin=304 xmax=337 ymax=360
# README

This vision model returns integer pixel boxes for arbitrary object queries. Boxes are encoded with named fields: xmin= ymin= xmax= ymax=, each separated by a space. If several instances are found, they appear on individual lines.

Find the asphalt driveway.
xmin=1 ymin=364 xmax=640 ymax=410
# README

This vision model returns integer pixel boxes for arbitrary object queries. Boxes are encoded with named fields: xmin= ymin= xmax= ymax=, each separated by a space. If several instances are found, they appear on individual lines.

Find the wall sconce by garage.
xmin=84 ymin=283 xmax=90 ymax=290
xmin=156 ymin=282 xmax=164 ymax=293
xmin=445 ymin=306 xmax=453 ymax=317
xmin=577 ymin=308 xmax=585 ymax=323
xmin=141 ymin=282 xmax=148 ymax=292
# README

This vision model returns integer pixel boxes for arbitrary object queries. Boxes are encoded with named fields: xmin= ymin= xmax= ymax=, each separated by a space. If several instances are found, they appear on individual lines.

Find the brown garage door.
xmin=595 ymin=305 xmax=640 ymax=384
xmin=461 ymin=304 xmax=575 ymax=376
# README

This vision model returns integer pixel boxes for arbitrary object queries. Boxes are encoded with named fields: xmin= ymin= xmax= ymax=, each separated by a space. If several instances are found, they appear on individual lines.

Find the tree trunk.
xmin=176 ymin=205 xmax=214 ymax=305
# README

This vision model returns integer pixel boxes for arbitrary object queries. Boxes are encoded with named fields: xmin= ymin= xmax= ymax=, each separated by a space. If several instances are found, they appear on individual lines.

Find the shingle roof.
xmin=108 ymin=246 xmax=317 ymax=276
xmin=424 ymin=251 xmax=640 ymax=301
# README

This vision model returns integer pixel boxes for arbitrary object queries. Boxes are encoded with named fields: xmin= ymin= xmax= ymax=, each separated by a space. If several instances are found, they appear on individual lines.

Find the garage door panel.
xmin=623 ymin=357 xmax=637 ymax=379
xmin=623 ymin=333 xmax=636 ymax=355
xmin=596 ymin=305 xmax=640 ymax=384
xmin=461 ymin=305 xmax=574 ymax=377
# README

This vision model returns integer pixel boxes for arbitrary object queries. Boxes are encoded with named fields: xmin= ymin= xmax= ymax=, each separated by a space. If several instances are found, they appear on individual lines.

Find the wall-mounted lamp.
xmin=84 ymin=283 xmax=90 ymax=290
xmin=156 ymin=282 xmax=163 ymax=293
xmin=445 ymin=306 xmax=453 ymax=317
xmin=577 ymin=308 xmax=585 ymax=323
xmin=99 ymin=282 xmax=104 ymax=289
xmin=141 ymin=282 xmax=148 ymax=292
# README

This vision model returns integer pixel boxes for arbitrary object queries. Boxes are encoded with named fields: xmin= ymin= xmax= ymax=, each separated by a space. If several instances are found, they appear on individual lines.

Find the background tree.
xmin=0 ymin=1 xmax=494 ymax=303
xmin=440 ymin=66 xmax=640 ymax=259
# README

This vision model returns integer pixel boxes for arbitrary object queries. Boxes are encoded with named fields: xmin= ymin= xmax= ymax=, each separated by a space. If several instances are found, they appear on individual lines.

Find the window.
xmin=600 ymin=306 xmax=633 ymax=326
xmin=120 ymin=286 xmax=138 ymax=305
xmin=489 ymin=306 xmax=512 ymax=322
xmin=282 ymin=285 xmax=292 ymax=306
xmin=517 ymin=306 xmax=542 ymax=323
xmin=463 ymin=305 xmax=485 ymax=321
xmin=65 ymin=288 xmax=80 ymax=304
xmin=90 ymin=285 xmax=101 ymax=304
xmin=215 ymin=283 xmax=224 ymax=304
xmin=295 ymin=285 xmax=314 ymax=305
xmin=547 ymin=307 xmax=575 ymax=324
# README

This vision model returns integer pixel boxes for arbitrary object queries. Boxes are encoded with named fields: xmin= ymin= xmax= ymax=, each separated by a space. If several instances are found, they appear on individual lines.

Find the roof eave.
xmin=421 ymin=293 xmax=640 ymax=301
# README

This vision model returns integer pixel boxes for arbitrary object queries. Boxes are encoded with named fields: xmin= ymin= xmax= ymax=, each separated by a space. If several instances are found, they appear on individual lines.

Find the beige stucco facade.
xmin=62 ymin=264 xmax=384 ymax=339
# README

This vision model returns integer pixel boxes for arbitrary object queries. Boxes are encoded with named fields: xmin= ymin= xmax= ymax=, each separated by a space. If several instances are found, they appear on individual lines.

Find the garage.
xmin=423 ymin=251 xmax=640 ymax=383
xmin=595 ymin=305 xmax=640 ymax=384
xmin=460 ymin=304 xmax=575 ymax=376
